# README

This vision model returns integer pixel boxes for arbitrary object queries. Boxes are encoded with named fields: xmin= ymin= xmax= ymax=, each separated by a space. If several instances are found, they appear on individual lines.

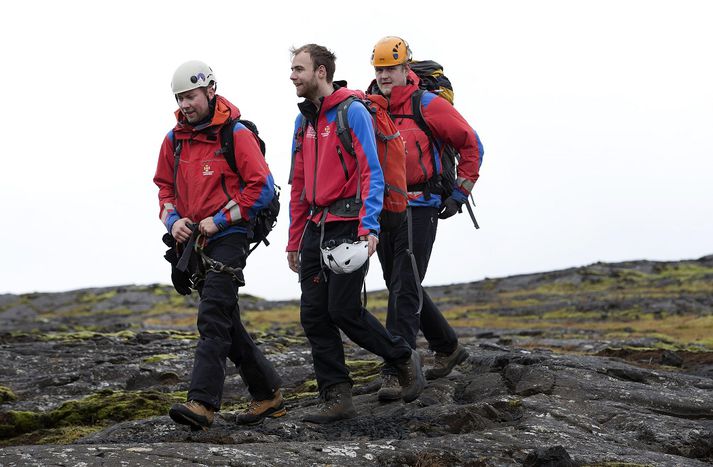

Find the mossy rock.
xmin=142 ymin=353 xmax=179 ymax=364
xmin=0 ymin=410 xmax=43 ymax=439
xmin=346 ymin=359 xmax=383 ymax=384
xmin=0 ymin=389 xmax=184 ymax=441
xmin=0 ymin=425 xmax=104 ymax=447
xmin=0 ymin=386 xmax=17 ymax=403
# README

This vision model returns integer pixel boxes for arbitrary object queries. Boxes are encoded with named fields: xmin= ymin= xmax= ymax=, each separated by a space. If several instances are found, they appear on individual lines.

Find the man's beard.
xmin=299 ymin=77 xmax=319 ymax=100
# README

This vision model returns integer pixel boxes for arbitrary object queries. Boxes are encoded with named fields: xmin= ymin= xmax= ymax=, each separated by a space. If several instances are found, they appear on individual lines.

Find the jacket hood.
xmin=174 ymin=95 xmax=241 ymax=133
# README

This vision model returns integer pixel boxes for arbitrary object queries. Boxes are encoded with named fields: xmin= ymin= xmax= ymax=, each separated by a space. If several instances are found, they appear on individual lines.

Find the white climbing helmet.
xmin=171 ymin=60 xmax=216 ymax=95
xmin=321 ymin=240 xmax=369 ymax=274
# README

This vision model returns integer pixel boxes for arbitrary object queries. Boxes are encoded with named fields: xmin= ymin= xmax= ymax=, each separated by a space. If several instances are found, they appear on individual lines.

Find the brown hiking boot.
xmin=377 ymin=374 xmax=401 ymax=401
xmin=425 ymin=344 xmax=469 ymax=380
xmin=395 ymin=350 xmax=426 ymax=403
xmin=169 ymin=400 xmax=215 ymax=431
xmin=302 ymin=382 xmax=356 ymax=424
xmin=236 ymin=390 xmax=287 ymax=425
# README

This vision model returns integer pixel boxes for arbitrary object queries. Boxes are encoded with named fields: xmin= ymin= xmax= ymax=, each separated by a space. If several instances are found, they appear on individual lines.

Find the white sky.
xmin=1 ymin=0 xmax=712 ymax=300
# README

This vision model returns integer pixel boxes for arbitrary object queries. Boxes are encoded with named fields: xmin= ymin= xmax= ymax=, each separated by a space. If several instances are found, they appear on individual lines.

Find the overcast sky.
xmin=1 ymin=0 xmax=711 ymax=300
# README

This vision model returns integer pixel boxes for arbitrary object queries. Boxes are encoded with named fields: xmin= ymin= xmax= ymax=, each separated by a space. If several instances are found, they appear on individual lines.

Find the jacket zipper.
xmin=312 ymin=124 xmax=319 ymax=208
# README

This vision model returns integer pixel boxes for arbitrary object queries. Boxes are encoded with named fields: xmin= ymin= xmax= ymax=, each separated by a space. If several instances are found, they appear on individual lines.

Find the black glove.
xmin=162 ymin=233 xmax=193 ymax=296
xmin=438 ymin=196 xmax=463 ymax=219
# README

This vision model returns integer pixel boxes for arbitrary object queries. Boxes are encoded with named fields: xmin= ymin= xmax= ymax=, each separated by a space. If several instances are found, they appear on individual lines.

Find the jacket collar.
xmin=174 ymin=95 xmax=240 ymax=134
xmin=387 ymin=70 xmax=421 ymax=109
xmin=298 ymin=85 xmax=354 ymax=126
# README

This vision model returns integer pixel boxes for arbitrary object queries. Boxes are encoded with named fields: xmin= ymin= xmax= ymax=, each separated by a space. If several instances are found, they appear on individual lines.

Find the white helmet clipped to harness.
xmin=321 ymin=240 xmax=369 ymax=274
xmin=171 ymin=60 xmax=216 ymax=95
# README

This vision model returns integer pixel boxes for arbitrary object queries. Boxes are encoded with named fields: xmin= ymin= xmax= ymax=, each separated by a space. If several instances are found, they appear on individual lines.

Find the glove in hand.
xmin=438 ymin=196 xmax=463 ymax=219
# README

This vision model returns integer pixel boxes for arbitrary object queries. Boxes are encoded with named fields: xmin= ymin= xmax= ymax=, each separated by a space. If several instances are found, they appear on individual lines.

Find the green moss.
xmin=656 ymin=263 xmax=713 ymax=280
xmin=0 ymin=389 xmax=184 ymax=441
xmin=220 ymin=400 xmax=250 ymax=413
xmin=0 ymin=411 xmax=43 ymax=439
xmin=506 ymin=398 xmax=522 ymax=408
xmin=346 ymin=359 xmax=382 ymax=385
xmin=37 ymin=329 xmax=138 ymax=342
xmin=541 ymin=309 xmax=600 ymax=320
xmin=142 ymin=354 xmax=178 ymax=364
xmin=0 ymin=425 xmax=104 ymax=447
xmin=288 ymin=379 xmax=319 ymax=399
xmin=78 ymin=290 xmax=118 ymax=303
xmin=0 ymin=386 xmax=17 ymax=403
xmin=167 ymin=331 xmax=199 ymax=340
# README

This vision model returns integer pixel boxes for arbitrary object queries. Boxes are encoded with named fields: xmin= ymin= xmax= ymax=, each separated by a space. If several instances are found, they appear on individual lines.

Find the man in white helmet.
xmin=154 ymin=60 xmax=285 ymax=431
xmin=287 ymin=44 xmax=425 ymax=424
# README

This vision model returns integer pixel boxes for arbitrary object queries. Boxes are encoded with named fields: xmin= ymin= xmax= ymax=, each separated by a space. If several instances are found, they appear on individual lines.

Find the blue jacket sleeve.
xmin=347 ymin=102 xmax=384 ymax=236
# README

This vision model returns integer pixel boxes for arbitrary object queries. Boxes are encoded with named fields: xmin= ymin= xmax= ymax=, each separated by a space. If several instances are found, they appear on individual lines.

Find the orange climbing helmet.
xmin=371 ymin=36 xmax=412 ymax=67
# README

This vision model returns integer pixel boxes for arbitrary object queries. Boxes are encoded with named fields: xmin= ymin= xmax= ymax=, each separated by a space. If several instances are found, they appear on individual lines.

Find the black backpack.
xmin=218 ymin=119 xmax=280 ymax=255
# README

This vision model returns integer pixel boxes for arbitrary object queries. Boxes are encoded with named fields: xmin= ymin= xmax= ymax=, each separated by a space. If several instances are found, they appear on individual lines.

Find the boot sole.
xmin=302 ymin=410 xmax=356 ymax=424
xmin=377 ymin=389 xmax=401 ymax=402
xmin=425 ymin=347 xmax=469 ymax=380
xmin=169 ymin=408 xmax=211 ymax=431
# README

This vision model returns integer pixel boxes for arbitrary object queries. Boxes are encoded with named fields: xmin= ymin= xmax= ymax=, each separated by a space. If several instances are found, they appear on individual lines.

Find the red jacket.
xmin=154 ymin=95 xmax=274 ymax=235
xmin=288 ymin=87 xmax=384 ymax=251
xmin=377 ymin=71 xmax=483 ymax=206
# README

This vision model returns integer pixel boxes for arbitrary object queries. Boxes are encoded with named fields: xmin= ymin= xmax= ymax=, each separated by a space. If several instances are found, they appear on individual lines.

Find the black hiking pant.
xmin=188 ymin=233 xmax=281 ymax=410
xmin=299 ymin=220 xmax=412 ymax=397
xmin=377 ymin=206 xmax=458 ymax=376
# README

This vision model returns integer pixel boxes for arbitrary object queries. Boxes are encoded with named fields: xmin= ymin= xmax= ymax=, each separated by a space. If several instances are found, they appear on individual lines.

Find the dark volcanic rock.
xmin=1 ymin=257 xmax=713 ymax=466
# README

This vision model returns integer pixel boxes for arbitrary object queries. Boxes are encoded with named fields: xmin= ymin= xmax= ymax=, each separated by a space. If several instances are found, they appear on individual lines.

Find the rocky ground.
xmin=1 ymin=255 xmax=712 ymax=466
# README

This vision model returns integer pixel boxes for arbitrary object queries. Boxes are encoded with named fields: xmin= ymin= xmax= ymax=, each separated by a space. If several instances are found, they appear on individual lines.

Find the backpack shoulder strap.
xmin=172 ymin=130 xmax=183 ymax=188
xmin=410 ymin=89 xmax=432 ymax=138
xmin=389 ymin=89 xmax=432 ymax=139
xmin=219 ymin=118 xmax=267 ymax=175
xmin=219 ymin=119 xmax=238 ymax=174
xmin=335 ymin=95 xmax=359 ymax=157
xmin=289 ymin=116 xmax=308 ymax=184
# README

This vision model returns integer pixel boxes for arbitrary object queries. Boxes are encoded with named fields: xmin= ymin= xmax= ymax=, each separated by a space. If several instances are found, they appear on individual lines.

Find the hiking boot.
xmin=377 ymin=374 xmax=401 ymax=401
xmin=236 ymin=390 xmax=287 ymax=425
xmin=302 ymin=382 xmax=356 ymax=424
xmin=425 ymin=344 xmax=469 ymax=380
xmin=169 ymin=400 xmax=215 ymax=431
xmin=395 ymin=350 xmax=426 ymax=403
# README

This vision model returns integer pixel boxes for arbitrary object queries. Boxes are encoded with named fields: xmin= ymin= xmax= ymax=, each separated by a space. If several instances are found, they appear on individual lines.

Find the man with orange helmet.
xmin=368 ymin=36 xmax=484 ymax=401
xmin=155 ymin=60 xmax=285 ymax=430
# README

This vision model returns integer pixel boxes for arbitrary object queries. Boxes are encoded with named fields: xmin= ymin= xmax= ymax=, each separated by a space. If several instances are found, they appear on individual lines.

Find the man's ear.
xmin=206 ymin=86 xmax=216 ymax=99
xmin=317 ymin=65 xmax=326 ymax=79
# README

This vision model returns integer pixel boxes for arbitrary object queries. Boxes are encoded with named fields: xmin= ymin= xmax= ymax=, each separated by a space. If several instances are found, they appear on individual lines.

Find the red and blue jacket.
xmin=372 ymin=70 xmax=483 ymax=208
xmin=154 ymin=95 xmax=275 ymax=241
xmin=287 ymin=86 xmax=384 ymax=252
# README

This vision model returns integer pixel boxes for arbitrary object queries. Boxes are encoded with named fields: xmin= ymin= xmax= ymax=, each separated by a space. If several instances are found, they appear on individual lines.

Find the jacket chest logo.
xmin=202 ymin=163 xmax=214 ymax=176
xmin=306 ymin=126 xmax=316 ymax=139
xmin=320 ymin=124 xmax=331 ymax=138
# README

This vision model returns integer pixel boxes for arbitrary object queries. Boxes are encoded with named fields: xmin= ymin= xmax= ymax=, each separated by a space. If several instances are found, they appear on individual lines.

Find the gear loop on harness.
xmin=189 ymin=229 xmax=246 ymax=288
